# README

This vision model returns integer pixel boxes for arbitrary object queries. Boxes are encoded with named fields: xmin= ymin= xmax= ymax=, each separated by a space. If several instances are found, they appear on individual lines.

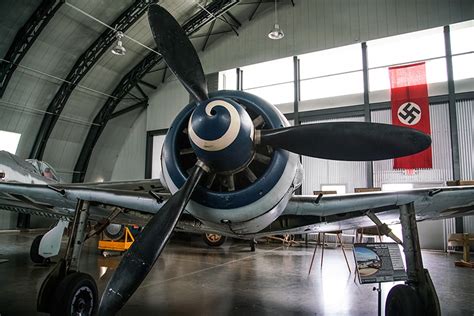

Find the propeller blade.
xmin=148 ymin=4 xmax=208 ymax=101
xmin=258 ymin=122 xmax=431 ymax=161
xmin=98 ymin=163 xmax=206 ymax=315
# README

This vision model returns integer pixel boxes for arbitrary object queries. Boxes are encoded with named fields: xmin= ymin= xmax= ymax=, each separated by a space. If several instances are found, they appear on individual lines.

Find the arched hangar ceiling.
xmin=0 ymin=0 xmax=283 ymax=182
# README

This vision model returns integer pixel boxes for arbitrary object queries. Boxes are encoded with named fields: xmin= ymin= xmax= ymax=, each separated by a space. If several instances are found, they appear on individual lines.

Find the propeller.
xmin=98 ymin=163 xmax=206 ymax=315
xmin=258 ymin=122 xmax=431 ymax=161
xmin=148 ymin=3 xmax=208 ymax=101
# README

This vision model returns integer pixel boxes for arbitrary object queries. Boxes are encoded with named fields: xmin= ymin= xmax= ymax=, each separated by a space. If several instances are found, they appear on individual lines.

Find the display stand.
xmin=372 ymin=282 xmax=381 ymax=316
xmin=353 ymin=243 xmax=407 ymax=316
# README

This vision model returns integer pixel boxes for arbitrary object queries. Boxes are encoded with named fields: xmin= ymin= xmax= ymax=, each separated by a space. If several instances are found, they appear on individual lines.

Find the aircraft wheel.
xmin=51 ymin=272 xmax=98 ymax=316
xmin=30 ymin=235 xmax=46 ymax=264
xmin=385 ymin=284 xmax=421 ymax=316
xmin=202 ymin=233 xmax=226 ymax=247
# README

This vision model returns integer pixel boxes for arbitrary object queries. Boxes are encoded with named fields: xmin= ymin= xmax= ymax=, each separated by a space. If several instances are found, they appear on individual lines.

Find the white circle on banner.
xmin=397 ymin=102 xmax=422 ymax=125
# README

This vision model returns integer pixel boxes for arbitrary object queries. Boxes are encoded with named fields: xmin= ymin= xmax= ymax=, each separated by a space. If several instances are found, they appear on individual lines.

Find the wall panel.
xmin=456 ymin=99 xmax=474 ymax=233
xmin=301 ymin=116 xmax=367 ymax=195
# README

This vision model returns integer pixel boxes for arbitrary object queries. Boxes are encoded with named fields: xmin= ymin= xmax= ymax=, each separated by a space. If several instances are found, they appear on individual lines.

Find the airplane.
xmin=0 ymin=3 xmax=473 ymax=316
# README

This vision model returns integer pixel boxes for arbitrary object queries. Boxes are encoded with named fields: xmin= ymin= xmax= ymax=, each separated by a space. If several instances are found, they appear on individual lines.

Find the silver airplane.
xmin=1 ymin=4 xmax=473 ymax=316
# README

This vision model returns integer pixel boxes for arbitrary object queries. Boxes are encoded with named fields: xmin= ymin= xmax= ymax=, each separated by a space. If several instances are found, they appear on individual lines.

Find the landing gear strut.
xmin=385 ymin=202 xmax=441 ymax=316
xmin=37 ymin=200 xmax=98 ymax=316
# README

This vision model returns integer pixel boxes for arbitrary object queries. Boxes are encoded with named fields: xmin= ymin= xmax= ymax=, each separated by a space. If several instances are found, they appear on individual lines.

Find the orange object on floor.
xmin=98 ymin=227 xmax=135 ymax=253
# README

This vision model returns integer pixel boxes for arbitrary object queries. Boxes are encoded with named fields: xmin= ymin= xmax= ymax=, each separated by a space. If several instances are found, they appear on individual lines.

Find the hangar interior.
xmin=0 ymin=0 xmax=473 ymax=315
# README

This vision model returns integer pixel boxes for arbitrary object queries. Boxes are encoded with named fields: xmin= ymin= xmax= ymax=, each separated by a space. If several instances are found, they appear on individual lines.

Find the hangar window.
xmin=241 ymin=57 xmax=294 ymax=105
xmin=367 ymin=27 xmax=447 ymax=94
xmin=450 ymin=20 xmax=474 ymax=91
xmin=299 ymin=44 xmax=363 ymax=101
xmin=0 ymin=130 xmax=21 ymax=155
xmin=218 ymin=69 xmax=237 ymax=90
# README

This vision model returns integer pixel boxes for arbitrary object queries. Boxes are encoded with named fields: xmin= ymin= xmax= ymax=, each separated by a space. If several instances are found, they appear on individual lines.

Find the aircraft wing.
xmin=258 ymin=186 xmax=474 ymax=236
xmin=60 ymin=178 xmax=169 ymax=193
xmin=0 ymin=182 xmax=165 ymax=226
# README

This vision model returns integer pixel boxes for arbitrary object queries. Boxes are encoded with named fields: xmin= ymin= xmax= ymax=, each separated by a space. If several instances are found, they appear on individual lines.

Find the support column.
xmin=444 ymin=25 xmax=463 ymax=233
xmin=361 ymin=42 xmax=374 ymax=188
xmin=293 ymin=56 xmax=302 ymax=196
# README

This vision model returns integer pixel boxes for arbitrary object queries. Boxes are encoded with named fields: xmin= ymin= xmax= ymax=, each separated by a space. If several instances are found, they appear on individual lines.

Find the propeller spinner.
xmin=99 ymin=3 xmax=431 ymax=315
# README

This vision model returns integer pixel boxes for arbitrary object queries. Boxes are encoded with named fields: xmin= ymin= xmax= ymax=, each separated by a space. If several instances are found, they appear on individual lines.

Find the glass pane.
xmin=368 ymin=27 xmax=444 ymax=68
xmin=450 ymin=20 xmax=474 ymax=55
xmin=453 ymin=53 xmax=474 ymax=81
xmin=218 ymin=69 xmax=237 ymax=90
xmin=369 ymin=58 xmax=447 ymax=92
xmin=0 ymin=130 xmax=21 ymax=154
xmin=241 ymin=57 xmax=293 ymax=89
xmin=244 ymin=82 xmax=293 ymax=105
xmin=299 ymin=43 xmax=362 ymax=79
xmin=300 ymin=71 xmax=363 ymax=101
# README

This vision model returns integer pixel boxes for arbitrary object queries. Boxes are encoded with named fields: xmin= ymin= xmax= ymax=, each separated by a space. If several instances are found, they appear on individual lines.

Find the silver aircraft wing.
xmin=258 ymin=186 xmax=474 ymax=236
xmin=61 ymin=178 xmax=169 ymax=193
xmin=0 ymin=182 xmax=167 ymax=226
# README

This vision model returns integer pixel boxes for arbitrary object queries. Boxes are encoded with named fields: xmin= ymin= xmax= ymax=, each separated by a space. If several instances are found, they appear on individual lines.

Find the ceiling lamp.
xmin=268 ymin=0 xmax=284 ymax=40
xmin=111 ymin=31 xmax=126 ymax=56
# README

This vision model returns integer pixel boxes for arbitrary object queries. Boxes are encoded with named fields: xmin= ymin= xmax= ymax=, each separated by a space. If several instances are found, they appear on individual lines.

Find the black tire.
xmin=103 ymin=224 xmax=125 ymax=240
xmin=51 ymin=272 xmax=98 ymax=316
xmin=202 ymin=233 xmax=226 ymax=247
xmin=385 ymin=284 xmax=421 ymax=316
xmin=30 ymin=235 xmax=46 ymax=264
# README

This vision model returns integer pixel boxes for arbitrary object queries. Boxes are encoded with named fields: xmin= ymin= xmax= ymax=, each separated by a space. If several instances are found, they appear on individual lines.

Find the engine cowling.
xmin=161 ymin=90 xmax=303 ymax=234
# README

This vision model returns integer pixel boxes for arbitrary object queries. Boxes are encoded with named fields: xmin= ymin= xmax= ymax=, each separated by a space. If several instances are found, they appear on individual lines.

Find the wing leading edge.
xmin=258 ymin=186 xmax=474 ymax=236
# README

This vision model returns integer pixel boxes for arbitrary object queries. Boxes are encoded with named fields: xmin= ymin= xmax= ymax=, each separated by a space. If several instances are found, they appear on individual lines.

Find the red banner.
xmin=389 ymin=62 xmax=432 ymax=169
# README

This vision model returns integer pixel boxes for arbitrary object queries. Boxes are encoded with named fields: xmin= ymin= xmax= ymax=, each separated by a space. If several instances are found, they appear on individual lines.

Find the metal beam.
xmin=161 ymin=66 xmax=167 ymax=83
xmin=109 ymin=100 xmax=148 ymax=120
xmin=135 ymin=82 xmax=147 ymax=99
xmin=444 ymin=26 xmax=460 ymax=181
xmin=293 ymin=56 xmax=300 ymax=125
xmin=139 ymin=79 xmax=158 ymax=89
xmin=189 ymin=30 xmax=234 ymax=39
xmin=226 ymin=12 xmax=242 ymax=27
xmin=361 ymin=42 xmax=373 ymax=188
xmin=444 ymin=25 xmax=462 ymax=234
xmin=202 ymin=20 xmax=216 ymax=51
xmin=249 ymin=0 xmax=263 ymax=21
xmin=0 ymin=0 xmax=62 ymax=98
xmin=29 ymin=0 xmax=149 ymax=160
xmin=73 ymin=0 xmax=240 ymax=183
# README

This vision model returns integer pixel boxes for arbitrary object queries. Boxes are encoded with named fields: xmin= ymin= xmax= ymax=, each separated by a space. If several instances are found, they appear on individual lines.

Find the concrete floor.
xmin=0 ymin=232 xmax=473 ymax=316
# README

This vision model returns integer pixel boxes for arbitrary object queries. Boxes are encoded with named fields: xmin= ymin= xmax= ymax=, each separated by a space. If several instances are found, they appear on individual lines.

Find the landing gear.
xmin=51 ymin=272 xmax=98 ymax=316
xmin=202 ymin=233 xmax=227 ymax=247
xmin=30 ymin=234 xmax=47 ymax=264
xmin=250 ymin=238 xmax=257 ymax=252
xmin=385 ymin=202 xmax=441 ymax=316
xmin=37 ymin=200 xmax=98 ymax=316
xmin=385 ymin=284 xmax=420 ymax=316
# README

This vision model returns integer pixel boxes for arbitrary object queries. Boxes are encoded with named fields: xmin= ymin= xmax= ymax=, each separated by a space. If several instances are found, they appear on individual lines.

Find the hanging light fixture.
xmin=111 ymin=31 xmax=126 ymax=56
xmin=268 ymin=0 xmax=284 ymax=40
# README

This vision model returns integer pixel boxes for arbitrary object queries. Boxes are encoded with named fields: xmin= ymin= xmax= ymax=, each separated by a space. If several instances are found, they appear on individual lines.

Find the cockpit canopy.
xmin=25 ymin=159 xmax=60 ymax=182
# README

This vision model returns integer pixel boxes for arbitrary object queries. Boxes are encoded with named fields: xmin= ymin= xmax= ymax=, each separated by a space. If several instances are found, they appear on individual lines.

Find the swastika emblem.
xmin=398 ymin=102 xmax=421 ymax=125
